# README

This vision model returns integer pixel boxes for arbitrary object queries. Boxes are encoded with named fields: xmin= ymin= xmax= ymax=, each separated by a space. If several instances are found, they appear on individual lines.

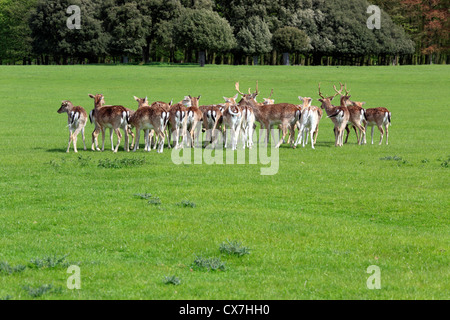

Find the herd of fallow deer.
xmin=57 ymin=82 xmax=391 ymax=153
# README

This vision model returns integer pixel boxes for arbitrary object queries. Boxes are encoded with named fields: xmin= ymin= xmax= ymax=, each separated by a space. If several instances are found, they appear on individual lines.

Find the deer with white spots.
xmin=335 ymin=84 xmax=366 ymax=145
xmin=184 ymin=95 xmax=204 ymax=148
xmin=235 ymin=82 xmax=300 ymax=148
xmin=317 ymin=83 xmax=349 ymax=147
xmin=363 ymin=107 xmax=391 ymax=145
xmin=57 ymin=100 xmax=87 ymax=153
xmin=128 ymin=97 xmax=169 ymax=153
xmin=88 ymin=94 xmax=130 ymax=152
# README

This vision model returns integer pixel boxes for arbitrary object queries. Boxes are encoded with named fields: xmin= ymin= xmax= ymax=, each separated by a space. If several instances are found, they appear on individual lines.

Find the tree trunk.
xmin=253 ymin=56 xmax=258 ymax=66
xmin=199 ymin=51 xmax=206 ymax=67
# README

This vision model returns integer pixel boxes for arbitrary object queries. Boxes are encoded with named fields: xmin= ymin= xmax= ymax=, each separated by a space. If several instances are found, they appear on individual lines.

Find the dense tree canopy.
xmin=0 ymin=0 xmax=444 ymax=65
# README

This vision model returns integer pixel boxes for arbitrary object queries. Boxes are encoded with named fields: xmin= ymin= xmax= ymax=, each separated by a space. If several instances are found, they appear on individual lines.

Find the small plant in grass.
xmin=22 ymin=284 xmax=62 ymax=298
xmin=177 ymin=200 xmax=196 ymax=208
xmin=134 ymin=193 xmax=161 ymax=206
xmin=379 ymin=155 xmax=403 ymax=161
xmin=163 ymin=275 xmax=181 ymax=285
xmin=29 ymin=254 xmax=71 ymax=269
xmin=98 ymin=157 xmax=145 ymax=169
xmin=219 ymin=240 xmax=251 ymax=257
xmin=0 ymin=261 xmax=26 ymax=275
xmin=77 ymin=155 xmax=91 ymax=167
xmin=192 ymin=256 xmax=226 ymax=271
xmin=439 ymin=156 xmax=450 ymax=168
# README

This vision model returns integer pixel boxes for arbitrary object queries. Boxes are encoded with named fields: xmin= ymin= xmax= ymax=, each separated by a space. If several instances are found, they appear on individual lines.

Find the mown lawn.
xmin=0 ymin=64 xmax=448 ymax=299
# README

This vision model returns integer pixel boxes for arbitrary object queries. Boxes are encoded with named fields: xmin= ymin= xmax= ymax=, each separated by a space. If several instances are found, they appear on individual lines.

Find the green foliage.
xmin=29 ymin=0 xmax=109 ymax=62
xmin=163 ymin=275 xmax=181 ymax=285
xmin=176 ymin=200 xmax=196 ymax=208
xmin=0 ymin=261 xmax=27 ymax=275
xmin=22 ymin=284 xmax=62 ymax=298
xmin=236 ymin=16 xmax=272 ymax=55
xmin=219 ymin=240 xmax=251 ymax=257
xmin=174 ymin=8 xmax=236 ymax=52
xmin=192 ymin=256 xmax=226 ymax=271
xmin=272 ymin=26 xmax=310 ymax=53
xmin=97 ymin=157 xmax=146 ymax=169
xmin=29 ymin=254 xmax=70 ymax=269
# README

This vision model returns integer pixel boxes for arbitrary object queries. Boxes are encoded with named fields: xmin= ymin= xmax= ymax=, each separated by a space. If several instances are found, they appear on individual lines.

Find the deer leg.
xmin=344 ymin=125 xmax=350 ymax=144
xmin=133 ymin=128 xmax=140 ymax=152
xmin=275 ymin=124 xmax=286 ymax=148
xmin=101 ymin=127 xmax=106 ymax=151
xmin=81 ymin=127 xmax=86 ymax=151
xmin=378 ymin=125 xmax=384 ymax=145
xmin=310 ymin=128 xmax=315 ymax=149
xmin=67 ymin=129 xmax=74 ymax=153
xmin=114 ymin=128 xmax=121 ymax=153
xmin=314 ymin=125 xmax=319 ymax=144
xmin=72 ymin=127 xmax=83 ymax=153
xmin=385 ymin=124 xmax=389 ymax=145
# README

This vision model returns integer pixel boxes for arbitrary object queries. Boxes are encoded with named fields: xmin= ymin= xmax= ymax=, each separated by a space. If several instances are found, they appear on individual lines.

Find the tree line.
xmin=0 ymin=0 xmax=447 ymax=66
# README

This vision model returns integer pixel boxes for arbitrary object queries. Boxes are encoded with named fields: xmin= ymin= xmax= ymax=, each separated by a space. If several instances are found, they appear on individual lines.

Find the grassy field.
xmin=0 ymin=64 xmax=448 ymax=300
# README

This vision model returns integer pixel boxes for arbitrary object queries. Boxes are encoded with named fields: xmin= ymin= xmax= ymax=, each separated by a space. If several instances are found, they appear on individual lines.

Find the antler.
xmin=269 ymin=88 xmax=274 ymax=98
xmin=333 ymin=82 xmax=344 ymax=98
xmin=344 ymin=83 xmax=351 ymax=96
xmin=318 ymin=83 xmax=325 ymax=99
xmin=235 ymin=82 xmax=245 ymax=95
xmin=255 ymin=81 xmax=259 ymax=95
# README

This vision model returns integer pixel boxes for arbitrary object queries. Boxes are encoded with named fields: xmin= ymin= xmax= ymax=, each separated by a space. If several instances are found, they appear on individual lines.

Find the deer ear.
xmin=88 ymin=94 xmax=95 ymax=99
xmin=233 ymin=93 xmax=238 ymax=100
xmin=169 ymin=99 xmax=173 ymax=106
xmin=133 ymin=96 xmax=139 ymax=101
xmin=298 ymin=96 xmax=304 ymax=102
xmin=362 ymin=102 xmax=366 ymax=106
xmin=197 ymin=95 xmax=201 ymax=100
xmin=145 ymin=96 xmax=148 ymax=102
xmin=318 ymin=99 xmax=323 ymax=103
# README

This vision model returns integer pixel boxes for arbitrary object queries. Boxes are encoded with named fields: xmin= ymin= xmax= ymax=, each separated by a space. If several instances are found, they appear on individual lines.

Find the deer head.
xmin=88 ymin=93 xmax=105 ymax=108
xmin=134 ymin=96 xmax=150 ymax=108
xmin=57 ymin=100 xmax=74 ymax=113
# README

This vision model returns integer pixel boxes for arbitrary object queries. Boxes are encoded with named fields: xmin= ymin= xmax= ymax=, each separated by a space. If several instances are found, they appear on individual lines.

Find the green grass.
xmin=0 ymin=64 xmax=448 ymax=299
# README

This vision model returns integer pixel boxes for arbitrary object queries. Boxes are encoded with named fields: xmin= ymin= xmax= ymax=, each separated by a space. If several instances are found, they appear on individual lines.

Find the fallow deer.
xmin=201 ymin=104 xmax=224 ymax=147
xmin=88 ymin=94 xmax=130 ymax=152
xmin=363 ymin=107 xmax=391 ymax=145
xmin=335 ymin=84 xmax=366 ymax=145
xmin=168 ymin=101 xmax=189 ymax=149
xmin=236 ymin=82 xmax=300 ymax=148
xmin=317 ymin=83 xmax=349 ymax=147
xmin=57 ymin=100 xmax=87 ymax=153
xmin=222 ymin=98 xmax=242 ymax=150
xmin=185 ymin=95 xmax=204 ymax=148
xmin=128 ymin=98 xmax=169 ymax=153
xmin=294 ymin=97 xmax=321 ymax=149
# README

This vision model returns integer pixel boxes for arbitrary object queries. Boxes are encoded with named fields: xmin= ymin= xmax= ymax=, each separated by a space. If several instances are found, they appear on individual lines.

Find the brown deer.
xmin=128 ymin=97 xmax=169 ymax=153
xmin=363 ymin=107 xmax=391 ymax=145
xmin=185 ymin=95 xmax=204 ymax=148
xmin=168 ymin=101 xmax=189 ymax=149
xmin=201 ymin=104 xmax=224 ymax=147
xmin=335 ymin=84 xmax=366 ymax=145
xmin=317 ymin=83 xmax=349 ymax=147
xmin=88 ymin=94 xmax=130 ymax=152
xmin=235 ymin=82 xmax=300 ymax=148
xmin=57 ymin=100 xmax=87 ymax=153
